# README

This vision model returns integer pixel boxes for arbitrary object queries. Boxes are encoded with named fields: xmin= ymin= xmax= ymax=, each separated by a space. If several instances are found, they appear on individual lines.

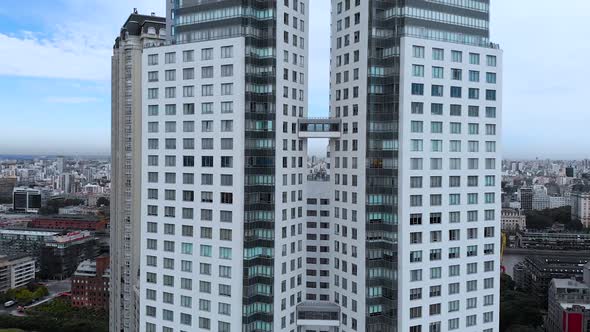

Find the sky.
xmin=0 ymin=0 xmax=588 ymax=159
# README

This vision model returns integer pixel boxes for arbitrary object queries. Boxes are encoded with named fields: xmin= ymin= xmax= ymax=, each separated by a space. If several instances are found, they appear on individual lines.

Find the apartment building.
xmin=140 ymin=1 xmax=308 ymax=331
xmin=330 ymin=1 xmax=501 ymax=331
xmin=127 ymin=1 xmax=502 ymax=331
xmin=111 ymin=11 xmax=166 ymax=332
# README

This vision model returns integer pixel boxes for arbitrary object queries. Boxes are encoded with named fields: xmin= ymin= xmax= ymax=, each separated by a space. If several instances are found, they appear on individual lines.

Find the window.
xmin=431 ymin=85 xmax=443 ymax=97
xmin=486 ymin=89 xmax=497 ymax=101
xmin=147 ymin=54 xmax=158 ymax=66
xmin=221 ymin=46 xmax=233 ymax=58
xmin=411 ymin=102 xmax=424 ymax=114
xmin=451 ymin=50 xmax=462 ymax=62
xmin=183 ymin=50 xmax=194 ymax=62
xmin=147 ymin=88 xmax=158 ymax=99
xmin=165 ymin=69 xmax=176 ymax=81
xmin=221 ymin=83 xmax=233 ymax=96
xmin=487 ymin=55 xmax=497 ymax=67
xmin=413 ymin=65 xmax=424 ymax=77
xmin=413 ymin=45 xmax=425 ymax=58
xmin=221 ymin=101 xmax=233 ymax=113
xmin=165 ymin=87 xmax=175 ymax=98
xmin=202 ymin=84 xmax=213 ymax=96
xmin=469 ymin=70 xmax=480 ymax=82
xmin=486 ymin=72 xmax=497 ymax=84
xmin=221 ymin=64 xmax=233 ymax=77
xmin=431 ymin=103 xmax=443 ymax=115
xmin=412 ymin=83 xmax=424 ymax=95
xmin=432 ymin=48 xmax=444 ymax=60
xmin=432 ymin=66 xmax=444 ymax=79
xmin=469 ymin=53 xmax=480 ymax=65
xmin=147 ymin=71 xmax=158 ymax=82
xmin=183 ymin=86 xmax=194 ymax=97
xmin=165 ymin=52 xmax=176 ymax=64
xmin=450 ymin=86 xmax=461 ymax=98
xmin=486 ymin=107 xmax=497 ymax=118
xmin=451 ymin=68 xmax=462 ymax=80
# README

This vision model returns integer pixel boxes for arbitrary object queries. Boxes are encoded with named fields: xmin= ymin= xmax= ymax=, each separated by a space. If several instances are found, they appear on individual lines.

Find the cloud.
xmin=45 ymin=96 xmax=101 ymax=104
xmin=0 ymin=29 xmax=111 ymax=81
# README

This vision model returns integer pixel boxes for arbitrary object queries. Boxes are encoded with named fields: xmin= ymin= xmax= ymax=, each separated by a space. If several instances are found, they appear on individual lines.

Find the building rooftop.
xmin=552 ymin=278 xmax=590 ymax=290
xmin=0 ymin=229 xmax=59 ymax=237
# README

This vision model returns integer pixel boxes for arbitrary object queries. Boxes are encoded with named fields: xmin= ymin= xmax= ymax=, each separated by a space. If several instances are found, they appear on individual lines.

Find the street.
xmin=0 ymin=279 xmax=71 ymax=316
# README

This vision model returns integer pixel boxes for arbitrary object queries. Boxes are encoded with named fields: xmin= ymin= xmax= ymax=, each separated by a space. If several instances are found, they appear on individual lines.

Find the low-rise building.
xmin=514 ymin=256 xmax=590 ymax=300
xmin=30 ymin=215 xmax=107 ymax=231
xmin=516 ymin=231 xmax=590 ymax=250
xmin=571 ymin=188 xmax=590 ymax=228
xmin=547 ymin=276 xmax=590 ymax=332
xmin=0 ymin=255 xmax=36 ymax=292
xmin=71 ymin=256 xmax=110 ymax=311
xmin=0 ymin=229 xmax=59 ymax=258
xmin=39 ymin=231 xmax=99 ymax=280
xmin=501 ymin=208 xmax=526 ymax=232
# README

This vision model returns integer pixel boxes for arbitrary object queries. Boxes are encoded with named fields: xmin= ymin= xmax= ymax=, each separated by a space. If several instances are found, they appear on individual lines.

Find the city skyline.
xmin=0 ymin=0 xmax=588 ymax=158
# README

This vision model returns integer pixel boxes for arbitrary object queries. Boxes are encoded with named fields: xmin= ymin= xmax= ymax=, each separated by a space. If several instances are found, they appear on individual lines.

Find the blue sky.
xmin=0 ymin=0 xmax=589 ymax=158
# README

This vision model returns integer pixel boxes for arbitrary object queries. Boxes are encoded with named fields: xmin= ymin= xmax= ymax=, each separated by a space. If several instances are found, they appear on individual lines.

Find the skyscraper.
xmin=135 ymin=1 xmax=501 ymax=331
xmin=330 ymin=1 xmax=501 ymax=331
xmin=141 ymin=1 xmax=308 ymax=331
xmin=111 ymin=12 xmax=166 ymax=332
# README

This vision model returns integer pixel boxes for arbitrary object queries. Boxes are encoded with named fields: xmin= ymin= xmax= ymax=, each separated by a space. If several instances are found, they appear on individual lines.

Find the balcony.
xmin=298 ymin=118 xmax=341 ymax=139
xmin=297 ymin=301 xmax=340 ymax=328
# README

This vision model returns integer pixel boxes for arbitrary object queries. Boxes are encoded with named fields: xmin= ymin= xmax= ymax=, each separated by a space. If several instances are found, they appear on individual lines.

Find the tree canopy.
xmin=500 ymin=274 xmax=544 ymax=331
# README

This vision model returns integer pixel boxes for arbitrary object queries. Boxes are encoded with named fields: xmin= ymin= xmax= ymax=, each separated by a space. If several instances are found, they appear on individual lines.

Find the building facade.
xmin=141 ymin=2 xmax=308 ymax=331
xmin=12 ymin=187 xmax=41 ymax=213
xmin=547 ymin=279 xmax=590 ymax=332
xmin=40 ymin=231 xmax=99 ymax=280
xmin=520 ymin=187 xmax=533 ymax=212
xmin=330 ymin=1 xmax=501 ymax=331
xmin=501 ymin=208 xmax=526 ymax=233
xmin=111 ymin=12 xmax=166 ymax=332
xmin=30 ymin=215 xmax=107 ymax=231
xmin=72 ymin=256 xmax=110 ymax=311
xmin=0 ymin=255 xmax=36 ymax=292
xmin=134 ymin=1 xmax=501 ymax=331
xmin=571 ymin=190 xmax=590 ymax=228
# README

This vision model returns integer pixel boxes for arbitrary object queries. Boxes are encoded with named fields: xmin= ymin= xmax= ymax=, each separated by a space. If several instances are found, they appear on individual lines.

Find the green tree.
xmin=96 ymin=197 xmax=109 ymax=207
xmin=500 ymin=274 xmax=544 ymax=331
xmin=14 ymin=289 xmax=34 ymax=304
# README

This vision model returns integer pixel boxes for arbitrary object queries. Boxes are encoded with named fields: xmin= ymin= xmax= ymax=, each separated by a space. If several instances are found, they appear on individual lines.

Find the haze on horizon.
xmin=0 ymin=0 xmax=588 ymax=159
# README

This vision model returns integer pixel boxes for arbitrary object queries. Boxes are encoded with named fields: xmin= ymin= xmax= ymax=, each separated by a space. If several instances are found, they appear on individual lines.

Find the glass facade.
xmin=170 ymin=1 xmax=278 ymax=331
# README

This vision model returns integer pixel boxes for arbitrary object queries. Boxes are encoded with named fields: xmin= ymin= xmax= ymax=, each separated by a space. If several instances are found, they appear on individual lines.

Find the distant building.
xmin=501 ymin=208 xmax=526 ymax=232
xmin=516 ymin=230 xmax=590 ymax=250
xmin=12 ymin=187 xmax=41 ymax=213
xmin=58 ymin=205 xmax=100 ymax=216
xmin=0 ymin=255 xmax=36 ymax=292
xmin=546 ymin=278 xmax=590 ymax=332
xmin=550 ymin=195 xmax=571 ymax=209
xmin=533 ymin=189 xmax=551 ymax=211
xmin=30 ymin=215 xmax=107 ymax=231
xmin=0 ymin=229 xmax=59 ymax=258
xmin=514 ymin=256 xmax=590 ymax=299
xmin=521 ymin=187 xmax=534 ymax=212
xmin=0 ymin=177 xmax=17 ymax=203
xmin=71 ymin=256 xmax=110 ymax=311
xmin=39 ymin=231 xmax=99 ymax=280
xmin=571 ymin=189 xmax=590 ymax=228
xmin=566 ymin=167 xmax=575 ymax=178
